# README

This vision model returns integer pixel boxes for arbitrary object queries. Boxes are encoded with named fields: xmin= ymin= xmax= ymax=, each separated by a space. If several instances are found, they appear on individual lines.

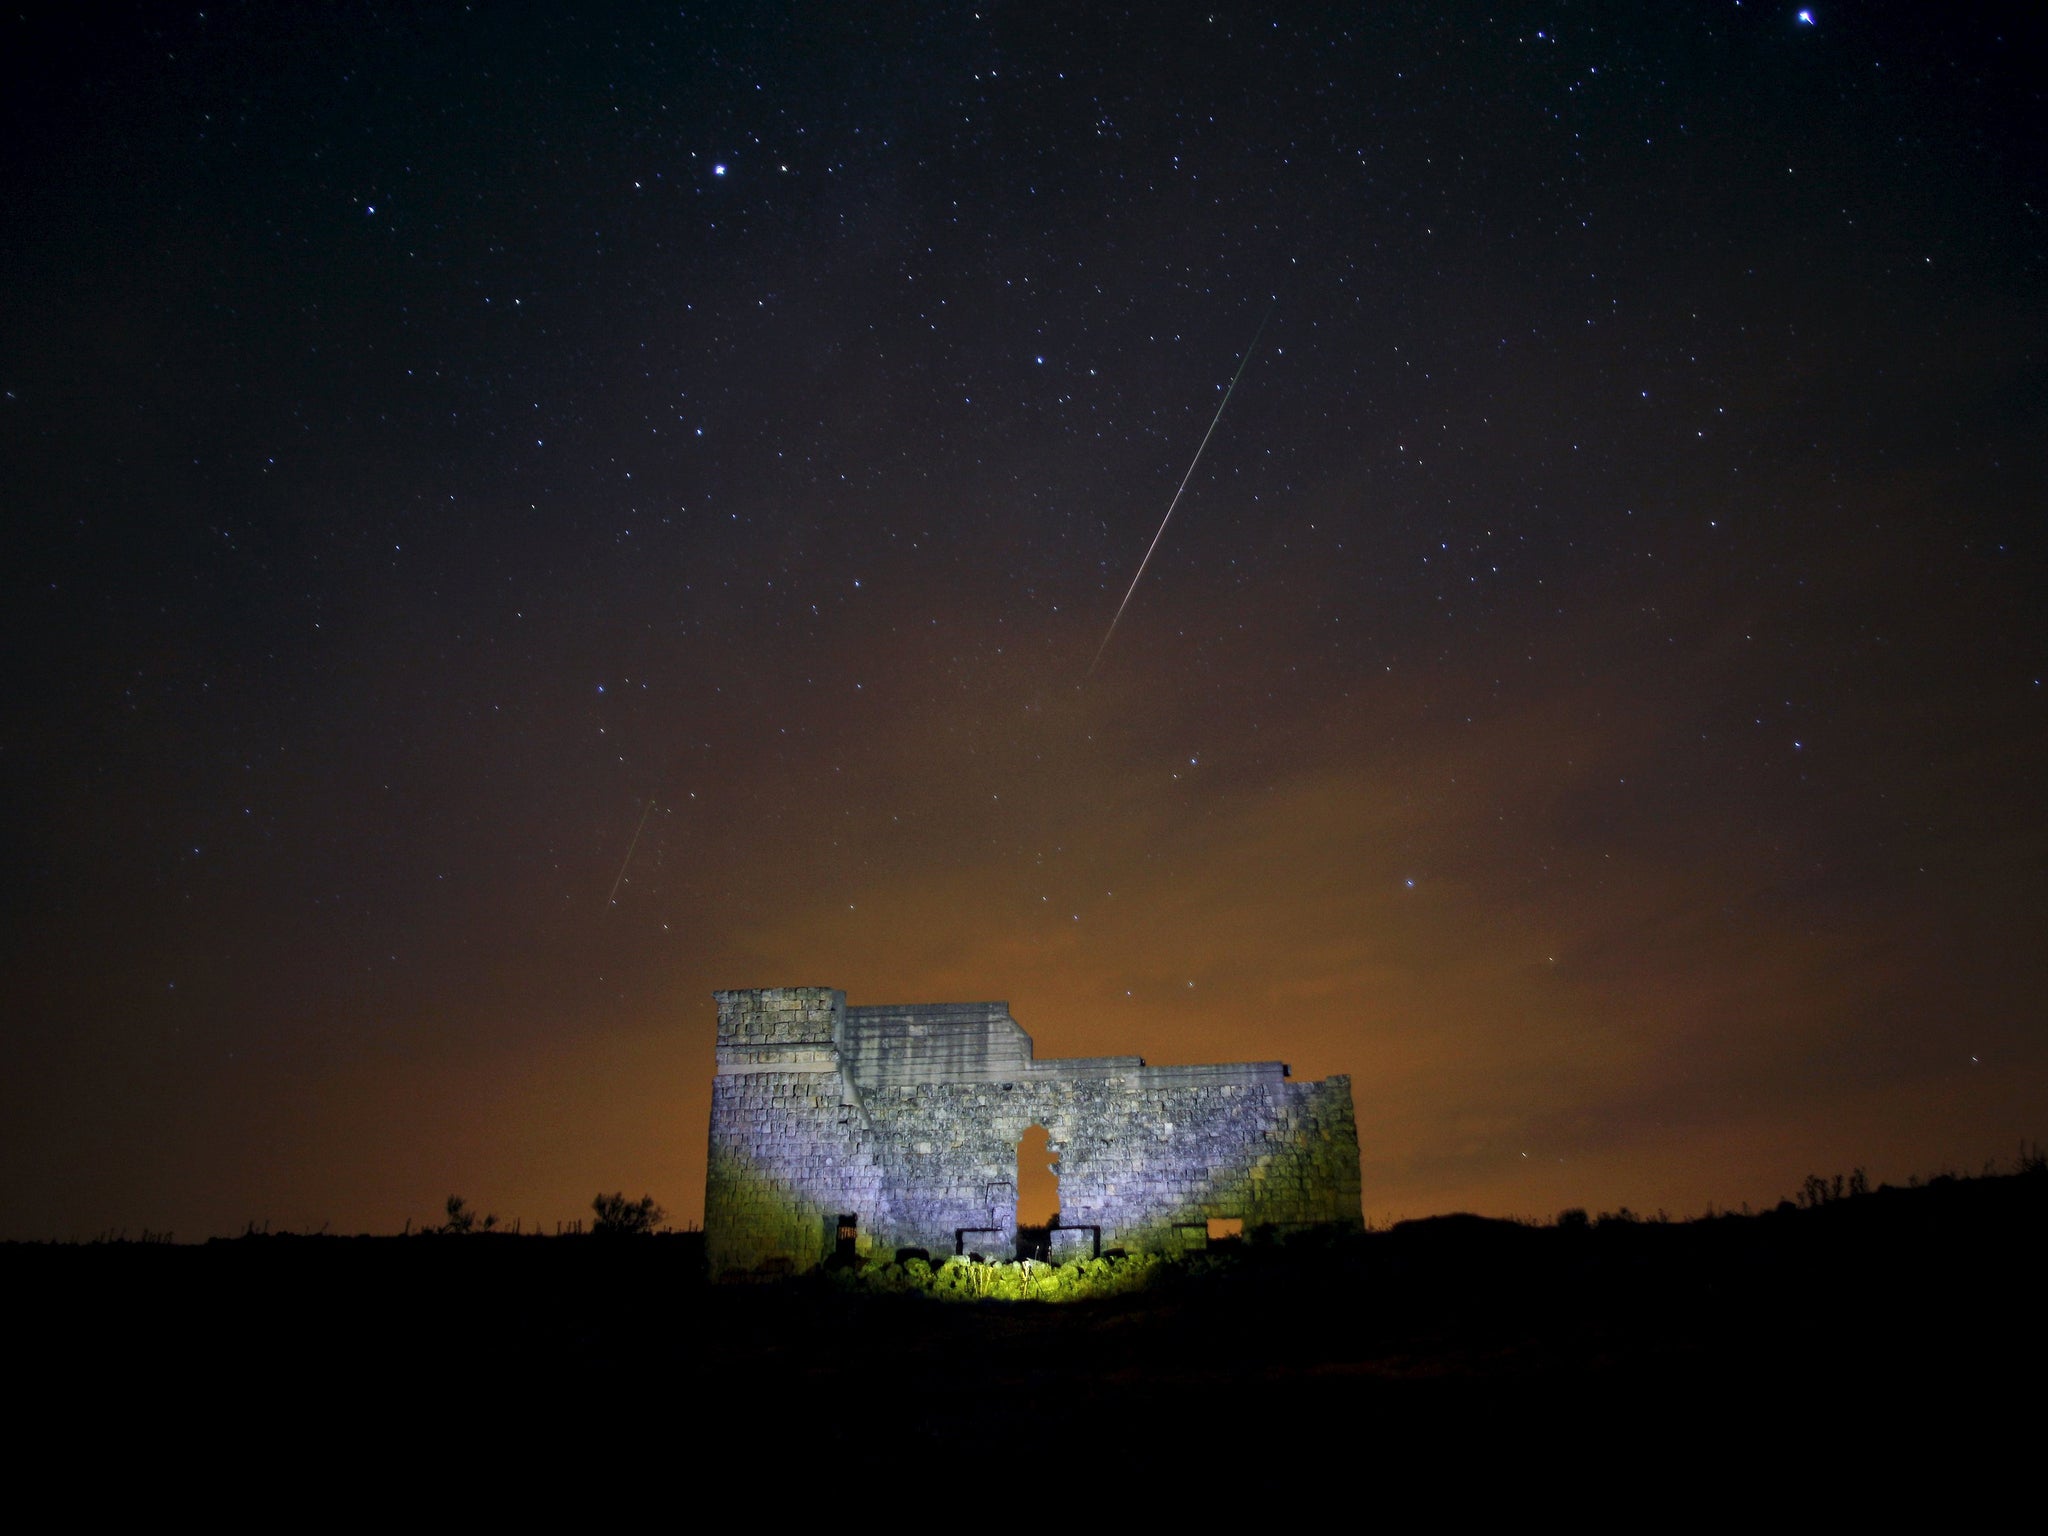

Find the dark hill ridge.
xmin=11 ymin=1170 xmax=2043 ymax=1474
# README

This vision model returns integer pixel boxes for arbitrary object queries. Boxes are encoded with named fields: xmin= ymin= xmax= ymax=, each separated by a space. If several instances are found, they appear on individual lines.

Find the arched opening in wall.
xmin=1016 ymin=1124 xmax=1059 ymax=1260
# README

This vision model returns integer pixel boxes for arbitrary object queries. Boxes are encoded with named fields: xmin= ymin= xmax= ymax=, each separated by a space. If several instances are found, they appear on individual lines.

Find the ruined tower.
xmin=704 ymin=987 xmax=1363 ymax=1276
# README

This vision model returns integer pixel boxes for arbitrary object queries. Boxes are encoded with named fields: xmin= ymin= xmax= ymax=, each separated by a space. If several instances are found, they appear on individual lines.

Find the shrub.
xmin=828 ymin=1248 xmax=1165 ymax=1304
xmin=591 ymin=1192 xmax=666 ymax=1236
xmin=439 ymin=1195 xmax=496 ymax=1235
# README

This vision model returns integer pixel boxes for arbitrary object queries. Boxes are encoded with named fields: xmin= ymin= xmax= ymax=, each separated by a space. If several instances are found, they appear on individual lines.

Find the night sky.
xmin=4 ymin=2 xmax=2042 ymax=1239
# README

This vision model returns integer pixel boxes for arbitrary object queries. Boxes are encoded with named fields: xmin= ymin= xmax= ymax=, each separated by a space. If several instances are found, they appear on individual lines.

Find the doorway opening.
xmin=835 ymin=1213 xmax=859 ymax=1261
xmin=1206 ymin=1216 xmax=1244 ymax=1243
xmin=1016 ymin=1124 xmax=1059 ymax=1260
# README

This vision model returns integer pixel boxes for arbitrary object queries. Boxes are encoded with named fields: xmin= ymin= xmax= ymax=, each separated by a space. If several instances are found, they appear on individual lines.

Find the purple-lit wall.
xmin=706 ymin=988 xmax=1362 ymax=1275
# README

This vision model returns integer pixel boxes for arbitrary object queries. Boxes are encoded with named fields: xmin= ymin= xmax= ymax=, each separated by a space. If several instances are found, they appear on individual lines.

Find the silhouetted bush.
xmin=1797 ymin=1169 xmax=1871 ymax=1208
xmin=438 ymin=1195 xmax=497 ymax=1235
xmin=590 ymin=1192 xmax=665 ymax=1236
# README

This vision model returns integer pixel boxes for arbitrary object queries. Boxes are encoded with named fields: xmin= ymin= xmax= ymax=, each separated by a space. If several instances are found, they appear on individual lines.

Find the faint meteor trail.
xmin=605 ymin=796 xmax=657 ymax=908
xmin=1090 ymin=302 xmax=1274 ymax=674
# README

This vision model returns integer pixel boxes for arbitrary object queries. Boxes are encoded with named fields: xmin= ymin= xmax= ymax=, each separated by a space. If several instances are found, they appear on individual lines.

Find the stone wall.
xmin=704 ymin=988 xmax=884 ymax=1272
xmin=704 ymin=987 xmax=1362 ymax=1276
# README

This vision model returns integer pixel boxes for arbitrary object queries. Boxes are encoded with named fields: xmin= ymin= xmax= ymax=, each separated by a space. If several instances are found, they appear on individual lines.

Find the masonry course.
xmin=705 ymin=986 xmax=1363 ymax=1276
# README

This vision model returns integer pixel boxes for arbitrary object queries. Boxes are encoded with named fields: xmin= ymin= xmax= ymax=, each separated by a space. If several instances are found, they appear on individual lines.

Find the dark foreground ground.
xmin=11 ymin=1172 xmax=2044 ymax=1489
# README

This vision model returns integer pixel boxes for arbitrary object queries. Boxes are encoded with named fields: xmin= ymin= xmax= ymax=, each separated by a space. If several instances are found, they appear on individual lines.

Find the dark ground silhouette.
xmin=13 ymin=1169 xmax=2043 ymax=1485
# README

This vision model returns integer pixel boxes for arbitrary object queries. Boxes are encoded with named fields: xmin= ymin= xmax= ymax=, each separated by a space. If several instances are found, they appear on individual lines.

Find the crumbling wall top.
xmin=838 ymin=1000 xmax=1034 ymax=1088
xmin=714 ymin=987 xmax=845 ymax=1051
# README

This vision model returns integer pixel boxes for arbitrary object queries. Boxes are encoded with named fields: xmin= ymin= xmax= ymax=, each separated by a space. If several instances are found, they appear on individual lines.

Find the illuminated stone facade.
xmin=705 ymin=987 xmax=1363 ymax=1276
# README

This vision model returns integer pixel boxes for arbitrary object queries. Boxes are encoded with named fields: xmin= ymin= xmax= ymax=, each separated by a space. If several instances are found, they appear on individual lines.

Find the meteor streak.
xmin=605 ymin=795 xmax=657 ymax=908
xmin=1090 ymin=303 xmax=1273 ymax=674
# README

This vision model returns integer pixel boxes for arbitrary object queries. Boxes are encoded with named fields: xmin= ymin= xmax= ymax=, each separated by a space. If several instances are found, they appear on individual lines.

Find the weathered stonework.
xmin=705 ymin=987 xmax=1363 ymax=1276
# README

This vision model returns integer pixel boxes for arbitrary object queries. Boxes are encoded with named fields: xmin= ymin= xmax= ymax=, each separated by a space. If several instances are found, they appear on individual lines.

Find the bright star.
xmin=1797 ymin=9 xmax=1814 ymax=22
xmin=713 ymin=163 xmax=727 ymax=176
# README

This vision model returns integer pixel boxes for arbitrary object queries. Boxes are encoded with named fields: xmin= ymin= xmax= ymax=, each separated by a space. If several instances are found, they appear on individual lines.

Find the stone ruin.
xmin=705 ymin=986 xmax=1363 ymax=1276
